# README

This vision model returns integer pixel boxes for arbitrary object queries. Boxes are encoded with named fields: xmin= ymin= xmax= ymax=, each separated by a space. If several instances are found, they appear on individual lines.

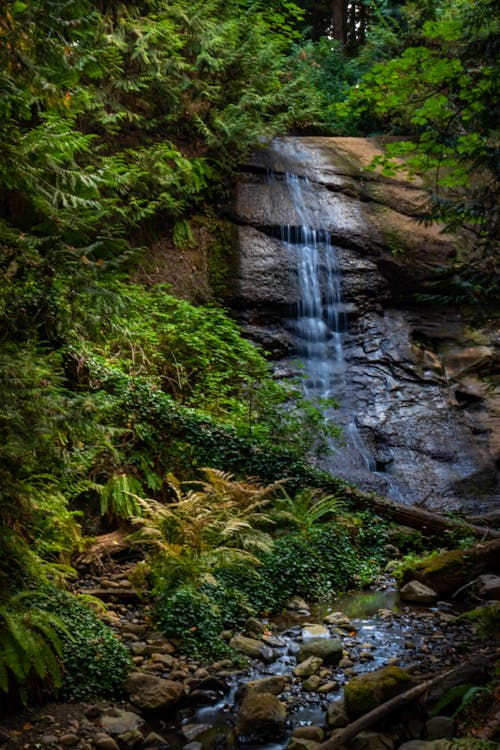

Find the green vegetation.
xmin=0 ymin=0 xmax=497 ymax=709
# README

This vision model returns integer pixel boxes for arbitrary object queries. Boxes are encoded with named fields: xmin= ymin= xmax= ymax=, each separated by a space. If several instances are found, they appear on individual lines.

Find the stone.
xmin=183 ymin=743 xmax=202 ymax=750
xmin=348 ymin=731 xmax=395 ymax=750
xmin=40 ymin=736 xmax=59 ymax=746
xmin=235 ymin=692 xmax=287 ymax=744
xmin=292 ymin=726 xmax=325 ymax=742
xmin=287 ymin=739 xmax=320 ymax=750
xmin=297 ymin=638 xmax=343 ymax=665
xmin=425 ymin=716 xmax=455 ymax=740
xmin=302 ymin=624 xmax=329 ymax=639
xmin=294 ymin=656 xmax=323 ymax=678
xmin=302 ymin=674 xmax=321 ymax=691
xmin=93 ymin=734 xmax=120 ymax=750
xmin=229 ymin=635 xmax=275 ymax=661
xmin=397 ymin=743 xmax=426 ymax=750
xmin=237 ymin=674 xmax=290 ymax=700
xmin=244 ymin=616 xmax=267 ymax=636
xmin=400 ymin=580 xmax=438 ymax=604
xmin=286 ymin=596 xmax=310 ymax=612
xmin=100 ymin=708 xmax=143 ymax=736
xmin=142 ymin=732 xmax=169 ymax=747
xmin=344 ymin=666 xmax=414 ymax=718
xmin=318 ymin=681 xmax=340 ymax=694
xmin=181 ymin=724 xmax=213 ymax=742
xmin=125 ymin=671 xmax=184 ymax=711
xmin=326 ymin=700 xmax=349 ymax=729
xmin=58 ymin=735 xmax=80 ymax=746
xmin=323 ymin=612 xmax=356 ymax=632
xmin=474 ymin=574 xmax=500 ymax=600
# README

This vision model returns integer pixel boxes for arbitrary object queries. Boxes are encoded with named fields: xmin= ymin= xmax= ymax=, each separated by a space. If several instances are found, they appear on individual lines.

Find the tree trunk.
xmin=345 ymin=487 xmax=500 ymax=541
xmin=331 ymin=0 xmax=346 ymax=44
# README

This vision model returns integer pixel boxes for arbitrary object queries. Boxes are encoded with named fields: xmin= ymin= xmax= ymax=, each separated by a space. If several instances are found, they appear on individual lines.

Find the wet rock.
xmin=229 ymin=635 xmax=275 ymax=661
xmin=243 ymin=617 xmax=267 ymax=637
xmin=185 ymin=690 xmax=219 ymax=706
xmin=183 ymin=743 xmax=203 ymax=750
xmin=474 ymin=574 xmax=500 ymax=600
xmin=236 ymin=674 xmax=290 ymax=700
xmin=235 ymin=692 xmax=286 ymax=744
xmin=298 ymin=638 xmax=343 ymax=665
xmin=349 ymin=731 xmax=395 ymax=749
xmin=286 ymin=596 xmax=310 ymax=613
xmin=100 ymin=708 xmax=143 ymax=736
xmin=318 ymin=680 xmax=340 ymax=694
xmin=324 ymin=612 xmax=356 ymax=632
xmin=294 ymin=656 xmax=323 ymax=678
xmin=344 ymin=666 xmax=414 ymax=718
xmin=302 ymin=624 xmax=329 ymax=639
xmin=292 ymin=727 xmax=325 ymax=742
xmin=302 ymin=674 xmax=321 ymax=691
xmin=142 ymin=732 xmax=169 ymax=747
xmin=125 ymin=672 xmax=184 ymax=712
xmin=326 ymin=699 xmax=349 ymax=729
xmin=181 ymin=724 xmax=213 ymax=742
xmin=93 ymin=734 xmax=120 ymax=750
xmin=59 ymin=734 xmax=79 ymax=746
xmin=425 ymin=717 xmax=455 ymax=740
xmin=400 ymin=581 xmax=438 ymax=604
xmin=288 ymin=738 xmax=321 ymax=750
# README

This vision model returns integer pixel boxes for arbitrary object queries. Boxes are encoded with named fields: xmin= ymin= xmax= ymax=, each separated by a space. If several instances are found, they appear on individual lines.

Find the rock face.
xmin=229 ymin=136 xmax=500 ymax=511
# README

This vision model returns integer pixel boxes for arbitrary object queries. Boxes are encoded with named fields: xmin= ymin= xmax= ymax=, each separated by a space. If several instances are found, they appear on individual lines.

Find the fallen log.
xmin=316 ymin=656 xmax=494 ymax=750
xmin=315 ymin=669 xmax=456 ymax=750
xmin=346 ymin=488 xmax=500 ymax=541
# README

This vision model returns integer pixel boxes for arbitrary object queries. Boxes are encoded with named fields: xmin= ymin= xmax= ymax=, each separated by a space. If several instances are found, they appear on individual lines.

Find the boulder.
xmin=297 ymin=638 xmax=343 ymax=665
xmin=236 ymin=674 xmax=290 ymax=701
xmin=288 ymin=739 xmax=321 ymax=750
xmin=302 ymin=624 xmax=329 ymax=639
xmin=292 ymin=726 xmax=325 ymax=742
xmin=125 ymin=672 xmax=184 ymax=712
xmin=344 ymin=666 xmax=414 ymax=718
xmin=235 ymin=692 xmax=286 ymax=744
xmin=400 ymin=580 xmax=438 ymax=604
xmin=348 ymin=730 xmax=395 ymax=749
xmin=229 ymin=635 xmax=275 ymax=661
xmin=100 ymin=708 xmax=143 ymax=736
xmin=474 ymin=573 xmax=500 ymax=600
xmin=425 ymin=716 xmax=455 ymax=741
xmin=286 ymin=596 xmax=310 ymax=613
xmin=324 ymin=612 xmax=356 ymax=632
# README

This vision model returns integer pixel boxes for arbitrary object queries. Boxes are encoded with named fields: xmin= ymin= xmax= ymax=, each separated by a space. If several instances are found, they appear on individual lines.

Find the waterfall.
xmin=278 ymin=173 xmax=346 ymax=404
xmin=271 ymin=164 xmax=382 ymax=480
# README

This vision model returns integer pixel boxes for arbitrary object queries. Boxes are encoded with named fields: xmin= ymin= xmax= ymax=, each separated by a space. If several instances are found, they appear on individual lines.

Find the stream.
xmin=152 ymin=586 xmax=474 ymax=750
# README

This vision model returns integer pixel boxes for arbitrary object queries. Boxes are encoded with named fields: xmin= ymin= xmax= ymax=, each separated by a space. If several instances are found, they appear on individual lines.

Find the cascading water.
xmin=272 ymin=167 xmax=381 ymax=478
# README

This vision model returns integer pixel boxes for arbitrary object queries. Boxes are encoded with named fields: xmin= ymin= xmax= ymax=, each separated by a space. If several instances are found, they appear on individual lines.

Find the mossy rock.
xmin=402 ymin=539 xmax=500 ymax=595
xmin=344 ymin=665 xmax=413 ymax=718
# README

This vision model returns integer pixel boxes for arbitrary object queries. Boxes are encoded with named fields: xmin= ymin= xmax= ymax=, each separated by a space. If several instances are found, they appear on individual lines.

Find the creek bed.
xmin=151 ymin=585 xmax=477 ymax=750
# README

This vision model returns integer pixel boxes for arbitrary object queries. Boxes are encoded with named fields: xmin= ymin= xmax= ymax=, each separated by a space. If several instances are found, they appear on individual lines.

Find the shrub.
xmin=27 ymin=587 xmax=131 ymax=699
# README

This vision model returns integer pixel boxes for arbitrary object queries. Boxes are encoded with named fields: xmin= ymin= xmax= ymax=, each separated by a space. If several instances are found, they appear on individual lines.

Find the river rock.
xmin=288 ymin=739 xmax=321 ymax=750
xmin=286 ymin=596 xmax=310 ymax=613
xmin=324 ymin=612 xmax=356 ymax=631
xmin=348 ymin=731 xmax=395 ymax=749
xmin=125 ymin=672 xmax=184 ymax=711
xmin=326 ymin=699 xmax=349 ymax=729
xmin=292 ymin=727 xmax=325 ymax=742
xmin=400 ymin=580 xmax=438 ymax=604
xmin=243 ymin=616 xmax=267 ymax=636
xmin=235 ymin=693 xmax=287 ymax=744
xmin=302 ymin=624 xmax=329 ymax=639
xmin=93 ymin=734 xmax=120 ymax=750
xmin=236 ymin=674 xmax=290 ymax=700
xmin=474 ymin=573 xmax=500 ymax=600
xmin=302 ymin=674 xmax=322 ymax=691
xmin=425 ymin=717 xmax=455 ymax=740
xmin=297 ymin=638 xmax=343 ymax=665
xmin=344 ymin=666 xmax=414 ymax=718
xmin=100 ymin=708 xmax=143 ymax=735
xmin=294 ymin=656 xmax=323 ymax=678
xmin=229 ymin=635 xmax=275 ymax=661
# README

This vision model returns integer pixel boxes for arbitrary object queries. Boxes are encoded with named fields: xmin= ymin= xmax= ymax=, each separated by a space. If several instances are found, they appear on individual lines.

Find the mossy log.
xmin=345 ymin=488 xmax=500 ymax=541
xmin=402 ymin=537 xmax=500 ymax=595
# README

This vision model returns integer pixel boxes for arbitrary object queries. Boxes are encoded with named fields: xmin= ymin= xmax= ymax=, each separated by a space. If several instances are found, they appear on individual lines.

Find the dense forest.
xmin=0 ymin=0 xmax=498 ymax=734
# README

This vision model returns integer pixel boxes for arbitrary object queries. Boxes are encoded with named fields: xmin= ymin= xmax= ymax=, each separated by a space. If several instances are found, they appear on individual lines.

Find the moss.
xmin=344 ymin=666 xmax=413 ymax=718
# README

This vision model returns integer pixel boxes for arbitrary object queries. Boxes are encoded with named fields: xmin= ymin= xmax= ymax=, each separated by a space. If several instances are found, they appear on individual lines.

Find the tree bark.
xmin=345 ymin=487 xmax=500 ymax=541
xmin=331 ymin=0 xmax=346 ymax=44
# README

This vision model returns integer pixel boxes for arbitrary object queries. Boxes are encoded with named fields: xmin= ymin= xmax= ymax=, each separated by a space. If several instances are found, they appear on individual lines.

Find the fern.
xmin=0 ymin=593 xmax=68 ymax=701
xmin=100 ymin=473 xmax=144 ymax=520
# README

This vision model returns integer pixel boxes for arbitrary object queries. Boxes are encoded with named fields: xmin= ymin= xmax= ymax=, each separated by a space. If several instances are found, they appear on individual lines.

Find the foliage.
xmin=350 ymin=0 xmax=499 ymax=265
xmin=154 ymin=585 xmax=236 ymax=660
xmin=0 ymin=593 xmax=66 ymax=704
xmin=461 ymin=602 xmax=500 ymax=640
xmin=272 ymin=487 xmax=346 ymax=532
xmin=135 ymin=468 xmax=280 ymax=593
xmin=27 ymin=587 xmax=131 ymax=699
